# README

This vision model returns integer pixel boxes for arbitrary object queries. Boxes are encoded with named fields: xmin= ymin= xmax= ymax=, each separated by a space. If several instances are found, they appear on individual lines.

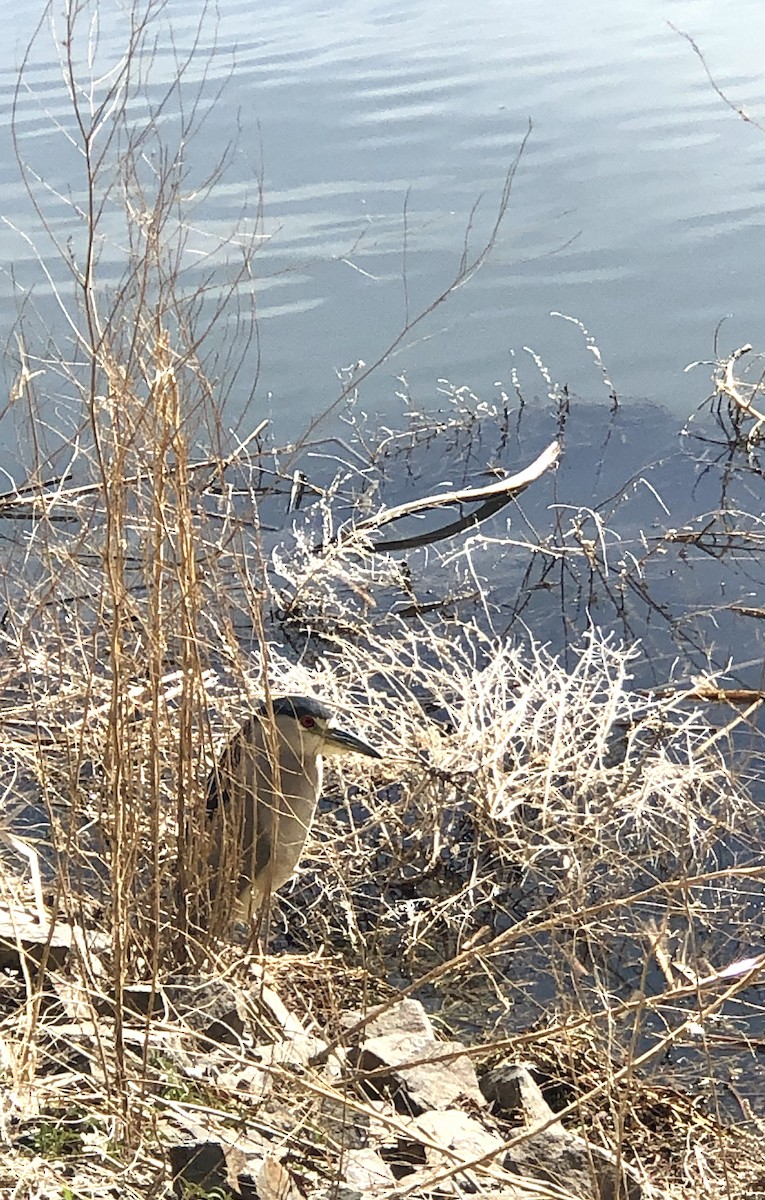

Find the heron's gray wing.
xmin=206 ymin=718 xmax=252 ymax=817
xmin=254 ymin=824 xmax=272 ymax=878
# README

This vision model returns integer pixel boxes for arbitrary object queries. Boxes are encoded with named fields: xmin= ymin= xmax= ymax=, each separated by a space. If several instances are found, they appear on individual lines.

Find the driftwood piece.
xmin=0 ymin=903 xmax=72 ymax=972
xmin=717 ymin=343 xmax=765 ymax=424
xmin=333 ymin=440 xmax=561 ymax=553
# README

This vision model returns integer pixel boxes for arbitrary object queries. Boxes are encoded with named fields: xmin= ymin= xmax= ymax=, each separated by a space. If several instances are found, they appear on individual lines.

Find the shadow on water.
xmin=267 ymin=379 xmax=765 ymax=696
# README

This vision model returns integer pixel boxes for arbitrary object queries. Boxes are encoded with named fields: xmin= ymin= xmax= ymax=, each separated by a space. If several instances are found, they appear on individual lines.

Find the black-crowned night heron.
xmin=206 ymin=695 xmax=381 ymax=919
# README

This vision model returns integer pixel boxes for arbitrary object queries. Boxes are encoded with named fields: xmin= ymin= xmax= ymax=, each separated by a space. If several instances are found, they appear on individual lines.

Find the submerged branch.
xmin=329 ymin=439 xmax=560 ymax=553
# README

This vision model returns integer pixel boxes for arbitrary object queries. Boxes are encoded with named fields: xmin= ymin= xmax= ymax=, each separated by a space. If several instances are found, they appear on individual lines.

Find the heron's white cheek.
xmin=321 ymin=743 xmax=356 ymax=760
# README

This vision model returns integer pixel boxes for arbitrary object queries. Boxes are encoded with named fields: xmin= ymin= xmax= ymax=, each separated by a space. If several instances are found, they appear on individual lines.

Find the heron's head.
xmin=257 ymin=695 xmax=383 ymax=761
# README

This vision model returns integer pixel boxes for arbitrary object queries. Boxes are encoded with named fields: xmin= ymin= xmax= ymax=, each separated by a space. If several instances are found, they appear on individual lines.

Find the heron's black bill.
xmin=325 ymin=726 xmax=382 ymax=759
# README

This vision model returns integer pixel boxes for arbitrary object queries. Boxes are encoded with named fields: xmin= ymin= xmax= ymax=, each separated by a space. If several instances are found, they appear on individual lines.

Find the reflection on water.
xmin=0 ymin=0 xmax=765 ymax=455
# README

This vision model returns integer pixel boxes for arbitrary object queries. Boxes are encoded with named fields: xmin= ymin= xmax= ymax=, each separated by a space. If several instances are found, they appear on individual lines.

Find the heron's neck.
xmin=278 ymin=738 xmax=323 ymax=803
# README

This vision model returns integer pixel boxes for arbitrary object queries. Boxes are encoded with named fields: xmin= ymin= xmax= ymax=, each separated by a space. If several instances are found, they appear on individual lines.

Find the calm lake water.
xmin=1 ymin=0 xmax=765 ymax=452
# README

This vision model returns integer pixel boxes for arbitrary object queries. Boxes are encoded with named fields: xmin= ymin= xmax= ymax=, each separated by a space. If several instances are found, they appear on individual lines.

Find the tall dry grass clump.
xmin=0 ymin=0 xmax=272 ymax=1143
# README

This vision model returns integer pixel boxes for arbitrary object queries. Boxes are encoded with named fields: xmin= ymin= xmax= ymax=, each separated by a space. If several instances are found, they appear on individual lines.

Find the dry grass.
xmin=0 ymin=509 xmax=763 ymax=1196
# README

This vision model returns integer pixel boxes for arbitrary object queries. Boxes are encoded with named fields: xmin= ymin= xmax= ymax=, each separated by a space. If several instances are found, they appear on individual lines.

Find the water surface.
xmin=1 ymin=0 xmax=764 ymax=451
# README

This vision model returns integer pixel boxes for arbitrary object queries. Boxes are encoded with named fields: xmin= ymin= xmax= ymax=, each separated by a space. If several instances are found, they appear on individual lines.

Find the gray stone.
xmin=344 ymin=1146 xmax=397 ymax=1192
xmin=165 ymin=977 xmax=247 ymax=1045
xmin=91 ymin=976 xmax=247 ymax=1044
xmin=315 ymin=1190 xmax=365 ymax=1200
xmin=167 ymin=1138 xmax=263 ymax=1199
xmin=355 ymin=1030 xmax=485 ymax=1114
xmin=93 ymin=983 xmax=167 ymax=1019
xmin=481 ymin=1062 xmax=564 ymax=1129
xmin=504 ymin=1124 xmax=642 ymax=1200
xmin=255 ymin=1031 xmax=326 ymax=1068
xmin=483 ymin=1064 xmax=643 ymax=1200
xmin=414 ymin=1107 xmax=505 ymax=1166
xmin=168 ymin=1141 xmax=233 ymax=1199
xmin=361 ymin=998 xmax=436 ymax=1040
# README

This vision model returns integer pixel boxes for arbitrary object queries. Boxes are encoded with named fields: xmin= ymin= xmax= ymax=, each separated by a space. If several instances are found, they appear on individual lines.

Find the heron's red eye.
xmin=300 ymin=715 xmax=317 ymax=729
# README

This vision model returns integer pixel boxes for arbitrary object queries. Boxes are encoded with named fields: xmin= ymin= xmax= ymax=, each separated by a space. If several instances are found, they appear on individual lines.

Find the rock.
xmin=482 ymin=1063 xmax=644 ymax=1200
xmin=256 ymin=1155 xmax=304 ymax=1200
xmin=255 ymin=1031 xmax=326 ymax=1069
xmin=371 ymin=1109 xmax=550 ymax=1196
xmin=314 ymin=1190 xmax=367 ymax=1200
xmin=214 ymin=1028 xmax=326 ymax=1104
xmin=360 ymin=998 xmax=437 ymax=1040
xmin=345 ymin=999 xmax=486 ymax=1118
xmin=90 ymin=972 xmax=321 ymax=1060
xmin=355 ymin=1030 xmax=485 ymax=1114
xmin=164 ymin=978 xmax=247 ymax=1045
xmin=90 ymin=976 xmax=247 ymax=1044
xmin=481 ymin=1062 xmax=564 ymax=1129
xmin=168 ymin=1141 xmax=233 ymax=1199
xmin=93 ymin=984 xmax=167 ymax=1020
xmin=414 ymin=1107 xmax=505 ymax=1169
xmin=216 ymin=1061 xmax=272 ymax=1101
xmin=504 ymin=1124 xmax=643 ymax=1200
xmin=256 ymin=979 xmax=315 ymax=1039
xmin=343 ymin=1146 xmax=397 ymax=1192
xmin=166 ymin=1129 xmax=265 ymax=1200
xmin=464 ymin=1192 xmax=579 ymax=1200
xmin=0 ymin=969 xmax=27 ymax=1017
xmin=36 ymin=1020 xmax=97 ymax=1078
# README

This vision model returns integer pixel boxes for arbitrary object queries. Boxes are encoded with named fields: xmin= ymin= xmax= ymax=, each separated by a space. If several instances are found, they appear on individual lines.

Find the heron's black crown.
xmin=254 ymin=695 xmax=332 ymax=723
